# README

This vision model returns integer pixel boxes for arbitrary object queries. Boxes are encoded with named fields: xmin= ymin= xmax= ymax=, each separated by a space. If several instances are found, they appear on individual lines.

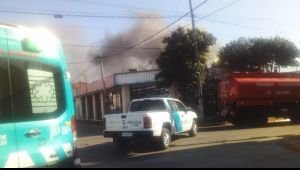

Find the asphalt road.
xmin=77 ymin=121 xmax=300 ymax=168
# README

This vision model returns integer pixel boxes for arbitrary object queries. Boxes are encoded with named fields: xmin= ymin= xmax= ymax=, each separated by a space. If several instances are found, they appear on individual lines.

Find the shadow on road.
xmin=77 ymin=121 xmax=300 ymax=167
xmin=76 ymin=120 xmax=296 ymax=138
xmin=199 ymin=121 xmax=296 ymax=132
xmin=79 ymin=135 xmax=300 ymax=168
xmin=77 ymin=124 xmax=103 ymax=138
xmin=78 ymin=142 xmax=128 ymax=167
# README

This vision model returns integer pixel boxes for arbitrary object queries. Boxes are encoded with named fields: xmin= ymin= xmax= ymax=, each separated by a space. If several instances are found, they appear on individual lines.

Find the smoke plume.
xmin=89 ymin=12 xmax=168 ymax=77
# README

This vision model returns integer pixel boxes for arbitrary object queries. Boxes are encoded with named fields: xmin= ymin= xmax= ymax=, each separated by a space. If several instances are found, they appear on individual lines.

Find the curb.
xmin=282 ymin=137 xmax=300 ymax=153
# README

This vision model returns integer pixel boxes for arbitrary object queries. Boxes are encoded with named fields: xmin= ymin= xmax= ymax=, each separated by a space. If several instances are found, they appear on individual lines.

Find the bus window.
xmin=9 ymin=59 xmax=66 ymax=121
xmin=27 ymin=69 xmax=58 ymax=114
xmin=0 ymin=58 xmax=13 ymax=123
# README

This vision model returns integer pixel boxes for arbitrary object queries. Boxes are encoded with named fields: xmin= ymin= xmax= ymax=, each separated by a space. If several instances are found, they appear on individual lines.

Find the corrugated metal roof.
xmin=114 ymin=70 xmax=160 ymax=85
xmin=73 ymin=70 xmax=161 ymax=96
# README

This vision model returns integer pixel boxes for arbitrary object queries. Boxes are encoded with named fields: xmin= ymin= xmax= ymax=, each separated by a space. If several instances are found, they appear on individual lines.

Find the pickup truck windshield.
xmin=129 ymin=100 xmax=166 ymax=112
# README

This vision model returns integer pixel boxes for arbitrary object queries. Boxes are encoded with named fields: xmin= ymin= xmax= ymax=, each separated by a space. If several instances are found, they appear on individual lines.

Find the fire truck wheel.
xmin=289 ymin=114 xmax=300 ymax=124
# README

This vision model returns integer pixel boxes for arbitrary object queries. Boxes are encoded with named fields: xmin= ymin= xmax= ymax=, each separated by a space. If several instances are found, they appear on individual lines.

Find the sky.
xmin=1 ymin=0 xmax=300 ymax=82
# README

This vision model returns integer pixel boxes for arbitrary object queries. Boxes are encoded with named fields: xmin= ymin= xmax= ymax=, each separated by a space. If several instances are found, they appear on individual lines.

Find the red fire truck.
xmin=218 ymin=72 xmax=300 ymax=126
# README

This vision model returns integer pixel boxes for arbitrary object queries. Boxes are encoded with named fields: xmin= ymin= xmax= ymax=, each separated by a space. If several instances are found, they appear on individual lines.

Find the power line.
xmin=204 ymin=18 xmax=280 ymax=33
xmin=201 ymin=14 xmax=300 ymax=26
xmin=136 ymin=4 xmax=298 ymax=50
xmin=71 ymin=0 xmax=242 ymax=82
xmin=104 ymin=0 xmax=209 ymax=58
xmin=3 ymin=7 xmax=298 ymax=27
xmin=71 ymin=0 xmax=209 ymax=82
xmin=54 ymin=25 xmax=121 ymax=30
xmin=65 ymin=45 xmax=163 ymax=65
xmin=71 ymin=63 xmax=94 ymax=82
xmin=138 ymin=0 xmax=242 ymax=48
xmin=63 ymin=44 xmax=163 ymax=50
xmin=67 ymin=61 xmax=91 ymax=65
xmin=0 ymin=9 xmax=182 ymax=19
xmin=0 ymin=7 xmax=108 ymax=16
xmin=177 ymin=0 xmax=241 ymax=31
xmin=66 ymin=0 xmax=186 ymax=14
xmin=195 ymin=0 xmax=241 ymax=22
xmin=203 ymin=18 xmax=300 ymax=36
xmin=71 ymin=0 xmax=243 ymax=82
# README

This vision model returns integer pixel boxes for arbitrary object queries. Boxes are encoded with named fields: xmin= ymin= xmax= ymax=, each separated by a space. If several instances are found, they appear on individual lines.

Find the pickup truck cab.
xmin=104 ymin=98 xmax=198 ymax=149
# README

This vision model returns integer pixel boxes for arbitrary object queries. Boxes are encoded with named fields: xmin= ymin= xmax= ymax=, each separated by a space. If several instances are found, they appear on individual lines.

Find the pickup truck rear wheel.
xmin=158 ymin=128 xmax=171 ymax=150
xmin=189 ymin=120 xmax=198 ymax=137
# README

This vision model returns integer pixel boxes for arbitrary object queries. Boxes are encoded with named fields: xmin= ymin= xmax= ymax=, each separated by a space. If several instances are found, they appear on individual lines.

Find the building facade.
xmin=73 ymin=70 xmax=178 ymax=124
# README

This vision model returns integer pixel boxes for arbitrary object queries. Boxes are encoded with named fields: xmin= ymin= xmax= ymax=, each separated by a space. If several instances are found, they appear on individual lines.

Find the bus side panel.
xmin=14 ymin=115 xmax=74 ymax=167
xmin=62 ymin=52 xmax=77 ymax=160
xmin=0 ymin=124 xmax=18 ymax=168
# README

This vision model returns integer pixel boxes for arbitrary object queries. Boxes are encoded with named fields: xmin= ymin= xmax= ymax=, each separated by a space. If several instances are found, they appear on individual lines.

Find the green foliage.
xmin=156 ymin=27 xmax=216 ymax=106
xmin=218 ymin=37 xmax=300 ymax=72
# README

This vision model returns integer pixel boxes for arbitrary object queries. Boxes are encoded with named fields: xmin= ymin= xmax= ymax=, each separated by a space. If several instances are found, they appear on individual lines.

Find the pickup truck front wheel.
xmin=158 ymin=128 xmax=171 ymax=150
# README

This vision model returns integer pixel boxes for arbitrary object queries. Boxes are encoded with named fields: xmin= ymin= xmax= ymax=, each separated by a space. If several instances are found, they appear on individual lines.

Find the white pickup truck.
xmin=103 ymin=98 xmax=198 ymax=149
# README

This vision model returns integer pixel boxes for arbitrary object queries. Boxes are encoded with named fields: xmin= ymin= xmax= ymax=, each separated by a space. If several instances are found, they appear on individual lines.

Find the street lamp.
xmin=54 ymin=14 xmax=63 ymax=19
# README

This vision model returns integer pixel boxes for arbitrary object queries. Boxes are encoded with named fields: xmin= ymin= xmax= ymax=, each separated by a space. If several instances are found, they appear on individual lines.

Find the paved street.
xmin=77 ymin=121 xmax=300 ymax=168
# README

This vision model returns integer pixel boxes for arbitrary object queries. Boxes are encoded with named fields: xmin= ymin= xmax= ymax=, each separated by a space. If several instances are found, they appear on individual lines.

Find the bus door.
xmin=0 ymin=28 xmax=18 ymax=168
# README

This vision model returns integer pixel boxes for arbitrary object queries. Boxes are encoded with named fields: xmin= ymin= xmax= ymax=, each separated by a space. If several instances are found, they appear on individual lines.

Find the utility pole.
xmin=84 ymin=74 xmax=88 ymax=120
xmin=84 ymin=74 xmax=88 ymax=94
xmin=95 ymin=53 xmax=107 ymax=116
xmin=189 ymin=0 xmax=204 ymax=123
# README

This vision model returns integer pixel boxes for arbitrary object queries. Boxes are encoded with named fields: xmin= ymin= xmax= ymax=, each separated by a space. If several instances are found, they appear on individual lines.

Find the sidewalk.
xmin=282 ymin=136 xmax=300 ymax=153
xmin=198 ymin=117 xmax=227 ymax=127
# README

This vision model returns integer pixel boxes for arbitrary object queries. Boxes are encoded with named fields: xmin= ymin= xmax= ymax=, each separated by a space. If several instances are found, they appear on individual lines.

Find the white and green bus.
xmin=0 ymin=24 xmax=79 ymax=168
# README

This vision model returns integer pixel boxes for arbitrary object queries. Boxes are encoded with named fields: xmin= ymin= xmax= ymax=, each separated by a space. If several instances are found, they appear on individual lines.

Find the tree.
xmin=218 ymin=37 xmax=300 ymax=72
xmin=156 ymin=27 xmax=216 ymax=107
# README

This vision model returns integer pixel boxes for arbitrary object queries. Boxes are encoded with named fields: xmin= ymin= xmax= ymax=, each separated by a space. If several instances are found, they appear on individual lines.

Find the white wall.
xmin=100 ymin=92 xmax=105 ymax=119
xmin=75 ymin=98 xmax=82 ymax=120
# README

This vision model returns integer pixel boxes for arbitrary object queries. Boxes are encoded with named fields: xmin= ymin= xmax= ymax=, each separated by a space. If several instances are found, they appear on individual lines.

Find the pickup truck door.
xmin=174 ymin=101 xmax=190 ymax=132
xmin=167 ymin=100 xmax=184 ymax=133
